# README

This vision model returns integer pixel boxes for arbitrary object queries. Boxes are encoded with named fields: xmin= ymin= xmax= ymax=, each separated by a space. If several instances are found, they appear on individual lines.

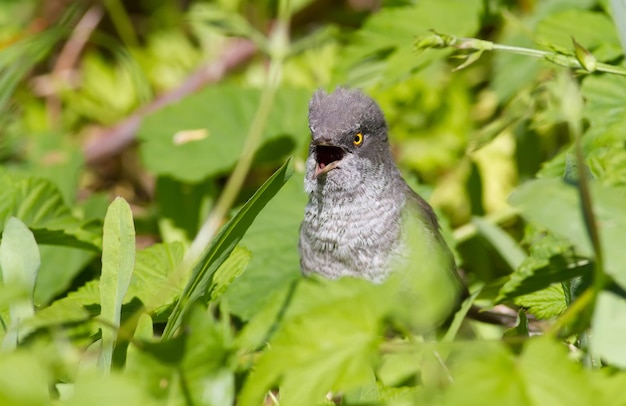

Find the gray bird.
xmin=298 ymin=88 xmax=461 ymax=320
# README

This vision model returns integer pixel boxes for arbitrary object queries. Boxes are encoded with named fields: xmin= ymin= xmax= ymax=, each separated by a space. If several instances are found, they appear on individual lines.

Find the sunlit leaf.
xmin=509 ymin=178 xmax=626 ymax=290
xmin=591 ymin=290 xmax=626 ymax=368
xmin=98 ymin=198 xmax=136 ymax=372
xmin=139 ymin=86 xmax=308 ymax=182
xmin=163 ymin=158 xmax=293 ymax=338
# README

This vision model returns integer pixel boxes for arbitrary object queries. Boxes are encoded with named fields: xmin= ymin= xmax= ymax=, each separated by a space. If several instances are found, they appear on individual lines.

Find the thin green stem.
xmin=103 ymin=0 xmax=139 ymax=48
xmin=185 ymin=5 xmax=290 ymax=266
xmin=415 ymin=32 xmax=626 ymax=76
xmin=546 ymin=287 xmax=594 ymax=337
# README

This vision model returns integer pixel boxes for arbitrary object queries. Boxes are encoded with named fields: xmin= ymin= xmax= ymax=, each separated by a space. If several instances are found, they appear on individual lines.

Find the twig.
xmin=415 ymin=32 xmax=626 ymax=76
xmin=83 ymin=38 xmax=257 ymax=163
xmin=45 ymin=5 xmax=104 ymax=126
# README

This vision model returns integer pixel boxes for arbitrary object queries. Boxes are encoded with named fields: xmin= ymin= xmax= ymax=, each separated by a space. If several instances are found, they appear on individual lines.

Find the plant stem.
xmin=184 ymin=5 xmax=290 ymax=266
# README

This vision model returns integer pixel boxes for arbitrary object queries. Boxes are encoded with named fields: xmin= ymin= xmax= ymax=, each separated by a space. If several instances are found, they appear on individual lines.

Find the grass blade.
xmin=163 ymin=158 xmax=292 ymax=339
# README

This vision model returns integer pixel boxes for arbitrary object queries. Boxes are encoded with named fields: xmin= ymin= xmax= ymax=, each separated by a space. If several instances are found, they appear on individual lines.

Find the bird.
xmin=298 ymin=87 xmax=462 ymax=324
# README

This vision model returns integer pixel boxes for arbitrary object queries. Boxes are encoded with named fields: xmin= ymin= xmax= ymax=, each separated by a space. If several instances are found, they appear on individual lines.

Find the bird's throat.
xmin=314 ymin=144 xmax=345 ymax=179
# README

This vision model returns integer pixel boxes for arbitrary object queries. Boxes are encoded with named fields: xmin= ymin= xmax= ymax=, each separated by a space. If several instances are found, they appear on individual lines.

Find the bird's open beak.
xmin=313 ymin=143 xmax=345 ymax=179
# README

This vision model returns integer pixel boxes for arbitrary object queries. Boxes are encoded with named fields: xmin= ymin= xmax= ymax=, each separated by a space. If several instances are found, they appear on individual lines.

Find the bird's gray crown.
xmin=308 ymin=87 xmax=387 ymax=142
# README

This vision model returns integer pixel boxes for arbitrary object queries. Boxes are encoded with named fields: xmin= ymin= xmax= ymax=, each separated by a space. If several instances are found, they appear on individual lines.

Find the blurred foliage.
xmin=1 ymin=0 xmax=626 ymax=404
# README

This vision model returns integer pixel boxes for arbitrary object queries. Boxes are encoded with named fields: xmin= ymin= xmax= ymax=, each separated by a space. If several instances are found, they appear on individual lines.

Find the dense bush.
xmin=1 ymin=0 xmax=626 ymax=404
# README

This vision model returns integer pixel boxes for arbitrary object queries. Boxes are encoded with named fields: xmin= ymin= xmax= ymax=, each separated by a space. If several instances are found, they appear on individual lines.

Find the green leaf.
xmin=444 ymin=338 xmax=594 ymax=405
xmin=581 ymin=74 xmax=626 ymax=131
xmin=497 ymin=231 xmax=590 ymax=302
xmin=34 ymin=246 xmax=95 ymax=306
xmin=591 ymin=290 xmax=626 ymax=368
xmin=472 ymin=217 xmax=527 ymax=271
xmin=155 ymin=176 xmax=217 ymax=243
xmin=126 ymin=304 xmax=233 ymax=405
xmin=239 ymin=277 xmax=386 ymax=405
xmin=536 ymin=9 xmax=622 ymax=62
xmin=514 ymin=284 xmax=567 ymax=319
xmin=163 ymin=158 xmax=293 ymax=338
xmin=126 ymin=241 xmax=185 ymax=317
xmin=338 ymin=0 xmax=484 ymax=86
xmin=0 ymin=217 xmax=40 ymax=349
xmin=0 ymin=173 xmax=101 ymax=251
xmin=138 ymin=86 xmax=308 ymax=182
xmin=98 ymin=197 xmax=136 ymax=372
xmin=509 ymin=178 xmax=626 ymax=290
xmin=0 ymin=351 xmax=50 ymax=405
xmin=223 ymin=172 xmax=305 ymax=320
xmin=208 ymin=246 xmax=250 ymax=303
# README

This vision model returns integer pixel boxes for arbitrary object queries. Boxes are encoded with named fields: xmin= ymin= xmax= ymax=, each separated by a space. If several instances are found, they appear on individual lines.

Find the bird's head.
xmin=305 ymin=87 xmax=392 ymax=193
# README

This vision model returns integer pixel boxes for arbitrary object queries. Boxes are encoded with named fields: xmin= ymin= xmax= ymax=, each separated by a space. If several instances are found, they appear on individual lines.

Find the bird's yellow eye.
xmin=353 ymin=132 xmax=363 ymax=146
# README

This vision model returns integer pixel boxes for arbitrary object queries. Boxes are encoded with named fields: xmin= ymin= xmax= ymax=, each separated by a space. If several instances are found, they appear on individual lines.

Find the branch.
xmin=83 ymin=38 xmax=257 ymax=164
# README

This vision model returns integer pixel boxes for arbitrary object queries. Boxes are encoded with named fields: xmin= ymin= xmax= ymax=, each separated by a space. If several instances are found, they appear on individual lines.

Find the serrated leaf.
xmin=591 ymin=290 xmax=626 ymax=368
xmin=497 ymin=232 xmax=591 ymax=302
xmin=509 ymin=178 xmax=626 ymax=291
xmin=0 ymin=173 xmax=101 ymax=251
xmin=98 ymin=197 xmax=136 ymax=372
xmin=126 ymin=241 xmax=185 ymax=317
xmin=163 ymin=158 xmax=293 ymax=338
xmin=239 ymin=277 xmax=389 ymax=405
xmin=138 ymin=86 xmax=308 ymax=182
xmin=514 ymin=284 xmax=567 ymax=319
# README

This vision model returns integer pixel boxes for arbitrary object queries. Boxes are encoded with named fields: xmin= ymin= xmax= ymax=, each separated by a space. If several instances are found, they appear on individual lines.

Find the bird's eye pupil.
xmin=353 ymin=133 xmax=363 ymax=146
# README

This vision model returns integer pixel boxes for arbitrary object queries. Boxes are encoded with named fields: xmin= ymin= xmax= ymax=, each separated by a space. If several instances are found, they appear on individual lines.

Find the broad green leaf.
xmin=472 ymin=217 xmax=527 ymax=271
xmin=155 ymin=176 xmax=217 ymax=244
xmin=34 ymin=246 xmax=95 ymax=306
xmin=0 ymin=217 xmax=40 ymax=349
xmin=208 ymin=246 xmax=250 ymax=302
xmin=581 ymin=74 xmax=626 ymax=130
xmin=497 ymin=231 xmax=590 ymax=302
xmin=239 ymin=277 xmax=389 ymax=405
xmin=536 ymin=9 xmax=622 ymax=62
xmin=222 ymin=172 xmax=305 ymax=320
xmin=514 ymin=284 xmax=567 ymax=319
xmin=163 ymin=158 xmax=293 ymax=338
xmin=509 ymin=178 xmax=626 ymax=290
xmin=98 ymin=197 xmax=136 ymax=372
xmin=126 ymin=305 xmax=233 ymax=405
xmin=444 ymin=338 xmax=594 ymax=405
xmin=180 ymin=305 xmax=234 ymax=405
xmin=138 ymin=86 xmax=308 ymax=182
xmin=28 ymin=242 xmax=185 ymax=333
xmin=26 ymin=280 xmax=98 ymax=331
xmin=126 ymin=241 xmax=185 ymax=317
xmin=518 ymin=338 xmax=593 ymax=405
xmin=338 ymin=0 xmax=484 ymax=86
xmin=0 ymin=173 xmax=101 ymax=251
xmin=591 ymin=290 xmax=626 ymax=368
